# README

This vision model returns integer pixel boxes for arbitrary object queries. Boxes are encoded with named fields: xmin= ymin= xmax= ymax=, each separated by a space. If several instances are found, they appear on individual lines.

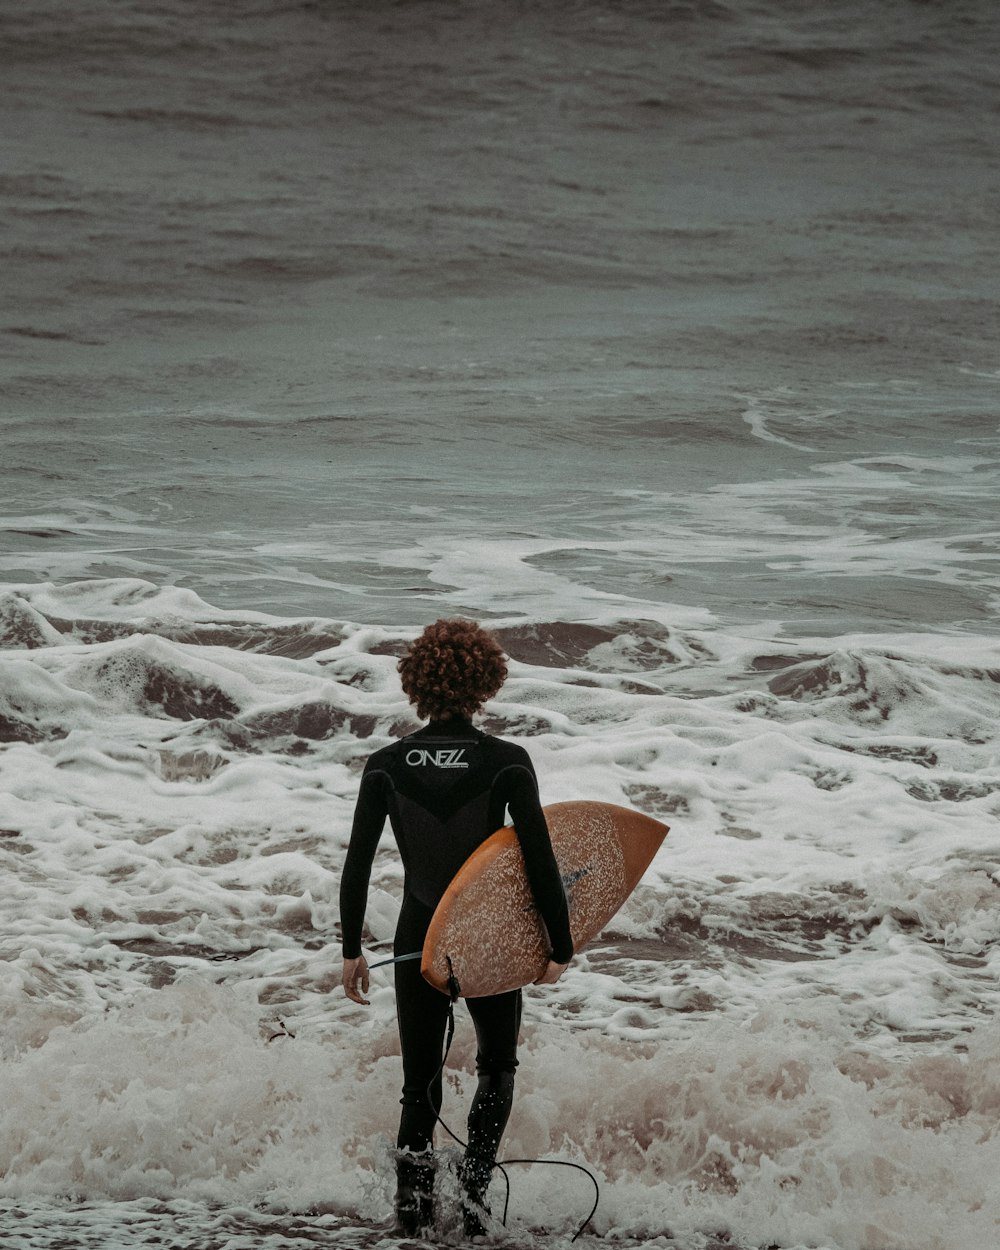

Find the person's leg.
xmin=393 ymin=895 xmax=450 ymax=1233
xmin=460 ymin=989 xmax=522 ymax=1234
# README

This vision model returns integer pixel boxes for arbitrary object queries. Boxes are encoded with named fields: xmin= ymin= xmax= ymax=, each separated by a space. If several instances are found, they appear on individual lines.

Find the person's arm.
xmin=503 ymin=759 xmax=574 ymax=968
xmin=339 ymin=759 xmax=390 ymax=1001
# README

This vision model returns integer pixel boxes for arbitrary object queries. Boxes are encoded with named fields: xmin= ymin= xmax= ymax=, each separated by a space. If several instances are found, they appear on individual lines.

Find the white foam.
xmin=1 ymin=581 xmax=999 ymax=1246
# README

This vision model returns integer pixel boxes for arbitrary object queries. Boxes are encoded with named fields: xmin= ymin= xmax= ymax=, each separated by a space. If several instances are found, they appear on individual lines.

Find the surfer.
xmin=340 ymin=618 xmax=573 ymax=1238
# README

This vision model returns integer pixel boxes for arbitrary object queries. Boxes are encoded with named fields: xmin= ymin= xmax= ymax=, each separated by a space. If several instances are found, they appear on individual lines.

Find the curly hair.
xmin=398 ymin=618 xmax=508 ymax=722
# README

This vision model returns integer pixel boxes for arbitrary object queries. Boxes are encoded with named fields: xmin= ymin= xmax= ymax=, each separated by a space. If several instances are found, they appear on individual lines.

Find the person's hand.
xmin=534 ymin=959 xmax=569 ymax=986
xmin=342 ymin=955 xmax=370 ymax=1005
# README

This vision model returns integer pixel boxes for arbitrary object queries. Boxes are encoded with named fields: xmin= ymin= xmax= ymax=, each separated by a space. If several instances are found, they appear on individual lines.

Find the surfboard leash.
xmin=367 ymin=950 xmax=423 ymax=970
xmin=420 ymin=955 xmax=599 ymax=1243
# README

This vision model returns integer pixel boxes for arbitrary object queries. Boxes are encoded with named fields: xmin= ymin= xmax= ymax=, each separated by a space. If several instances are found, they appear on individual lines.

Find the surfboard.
xmin=421 ymin=800 xmax=668 ymax=998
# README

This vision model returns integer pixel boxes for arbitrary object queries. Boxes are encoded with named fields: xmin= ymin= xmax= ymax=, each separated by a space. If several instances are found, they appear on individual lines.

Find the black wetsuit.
xmin=340 ymin=715 xmax=573 ymax=1156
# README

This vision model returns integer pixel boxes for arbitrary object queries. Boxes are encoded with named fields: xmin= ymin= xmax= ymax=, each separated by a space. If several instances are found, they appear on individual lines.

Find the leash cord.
xmin=368 ymin=950 xmax=422 ymax=970
xmin=497 ymin=1157 xmax=600 ymax=1241
xmin=423 ymin=958 xmax=599 ymax=1243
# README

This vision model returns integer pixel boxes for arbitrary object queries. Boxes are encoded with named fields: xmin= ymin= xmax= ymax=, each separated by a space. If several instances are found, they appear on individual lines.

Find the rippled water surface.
xmin=2 ymin=2 xmax=999 ymax=1248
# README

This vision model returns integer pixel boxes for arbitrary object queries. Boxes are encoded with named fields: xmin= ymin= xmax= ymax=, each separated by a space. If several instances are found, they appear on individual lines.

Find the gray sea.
xmin=1 ymin=2 xmax=999 ymax=1248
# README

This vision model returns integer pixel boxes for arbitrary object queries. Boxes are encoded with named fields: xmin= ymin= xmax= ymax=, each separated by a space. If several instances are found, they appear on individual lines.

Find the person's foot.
xmin=461 ymin=1200 xmax=489 ymax=1239
xmin=459 ymin=1152 xmax=492 ymax=1238
xmin=394 ymin=1203 xmax=433 ymax=1239
xmin=395 ymin=1152 xmax=435 ymax=1237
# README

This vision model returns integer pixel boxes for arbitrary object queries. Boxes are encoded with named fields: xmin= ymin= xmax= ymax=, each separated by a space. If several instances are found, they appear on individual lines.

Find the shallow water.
xmin=1 ymin=589 xmax=998 ymax=1249
xmin=2 ymin=2 xmax=999 ymax=1248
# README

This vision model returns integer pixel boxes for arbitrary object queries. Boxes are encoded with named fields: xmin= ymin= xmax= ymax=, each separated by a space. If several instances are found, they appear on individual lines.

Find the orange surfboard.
xmin=421 ymin=800 xmax=668 ymax=998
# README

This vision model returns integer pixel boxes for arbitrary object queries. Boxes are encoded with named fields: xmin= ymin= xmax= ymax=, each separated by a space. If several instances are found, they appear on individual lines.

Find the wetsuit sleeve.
xmin=339 ymin=759 xmax=390 ymax=959
xmin=503 ymin=760 xmax=574 ymax=964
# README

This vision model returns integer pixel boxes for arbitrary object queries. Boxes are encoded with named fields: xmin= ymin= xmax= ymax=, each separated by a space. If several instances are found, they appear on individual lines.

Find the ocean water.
xmin=2 ymin=1 xmax=999 ymax=1248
